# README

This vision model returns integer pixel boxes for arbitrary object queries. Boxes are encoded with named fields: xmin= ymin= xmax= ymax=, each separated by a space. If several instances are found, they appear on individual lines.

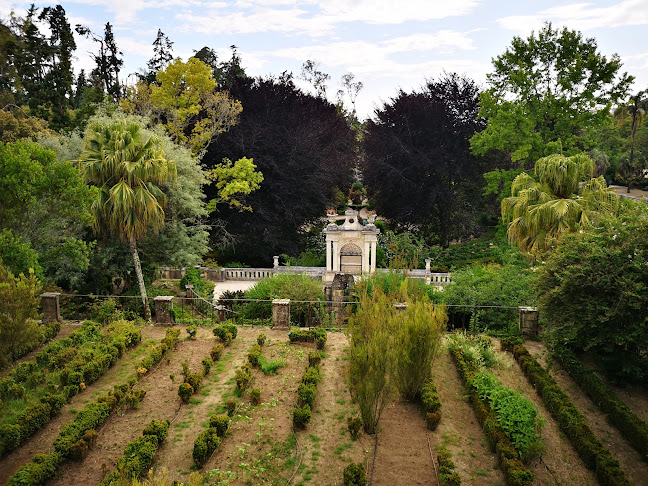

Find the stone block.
xmin=154 ymin=296 xmax=175 ymax=325
xmin=272 ymin=299 xmax=290 ymax=329
xmin=41 ymin=292 xmax=61 ymax=323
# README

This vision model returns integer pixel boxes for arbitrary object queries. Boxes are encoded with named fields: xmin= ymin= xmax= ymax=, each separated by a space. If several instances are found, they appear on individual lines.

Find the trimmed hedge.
xmin=343 ymin=462 xmax=367 ymax=485
xmin=438 ymin=449 xmax=461 ymax=486
xmin=421 ymin=380 xmax=441 ymax=430
xmin=193 ymin=415 xmax=229 ymax=467
xmin=451 ymin=348 xmax=533 ymax=486
xmin=138 ymin=328 xmax=180 ymax=372
xmin=99 ymin=419 xmax=170 ymax=485
xmin=503 ymin=342 xmax=631 ymax=486
xmin=288 ymin=328 xmax=327 ymax=350
xmin=292 ymin=352 xmax=322 ymax=429
xmin=213 ymin=323 xmax=238 ymax=341
xmin=553 ymin=347 xmax=648 ymax=462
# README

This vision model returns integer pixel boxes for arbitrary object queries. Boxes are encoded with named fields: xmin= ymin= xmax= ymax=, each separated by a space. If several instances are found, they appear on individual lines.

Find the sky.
xmin=1 ymin=0 xmax=647 ymax=119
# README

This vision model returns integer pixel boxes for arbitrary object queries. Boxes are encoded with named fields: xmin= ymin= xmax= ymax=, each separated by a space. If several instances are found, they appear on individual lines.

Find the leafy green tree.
xmin=75 ymin=22 xmax=124 ymax=100
xmin=0 ymin=229 xmax=42 ymax=277
xmin=502 ymin=153 xmax=619 ymax=256
xmin=0 ymin=262 xmax=42 ymax=368
xmin=471 ymin=23 xmax=633 ymax=164
xmin=206 ymin=157 xmax=263 ymax=212
xmin=614 ymin=90 xmax=648 ymax=191
xmin=536 ymin=201 xmax=648 ymax=384
xmin=0 ymin=140 xmax=94 ymax=287
xmin=79 ymin=119 xmax=177 ymax=320
xmin=0 ymin=107 xmax=52 ymax=142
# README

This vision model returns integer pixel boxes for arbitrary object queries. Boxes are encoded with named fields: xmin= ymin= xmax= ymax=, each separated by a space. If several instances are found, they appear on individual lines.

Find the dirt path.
xmin=161 ymin=327 xmax=273 ymax=483
xmin=204 ymin=337 xmax=310 ymax=485
xmin=292 ymin=332 xmax=369 ymax=486
xmin=524 ymin=341 xmax=648 ymax=485
xmin=0 ymin=323 xmax=80 ymax=378
xmin=491 ymin=341 xmax=596 ymax=485
xmin=0 ymin=325 xmax=164 ymax=486
xmin=49 ymin=326 xmax=220 ymax=486
xmin=431 ymin=351 xmax=504 ymax=485
xmin=371 ymin=399 xmax=436 ymax=486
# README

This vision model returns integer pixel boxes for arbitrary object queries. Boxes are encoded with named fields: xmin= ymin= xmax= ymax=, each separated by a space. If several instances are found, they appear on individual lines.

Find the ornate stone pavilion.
xmin=322 ymin=208 xmax=380 ymax=283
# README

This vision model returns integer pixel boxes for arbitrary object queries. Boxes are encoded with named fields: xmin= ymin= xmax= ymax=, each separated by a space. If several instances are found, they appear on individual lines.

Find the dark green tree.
xmin=614 ymin=90 xmax=648 ymax=191
xmin=471 ymin=23 xmax=633 ymax=164
xmin=142 ymin=29 xmax=174 ymax=83
xmin=76 ymin=22 xmax=124 ymax=100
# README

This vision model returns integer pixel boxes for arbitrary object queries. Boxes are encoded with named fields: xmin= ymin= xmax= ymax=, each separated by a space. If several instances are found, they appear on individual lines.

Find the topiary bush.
xmin=178 ymin=383 xmax=194 ymax=403
xmin=293 ymin=404 xmax=311 ymax=429
xmin=343 ymin=462 xmax=367 ymax=486
xmin=347 ymin=416 xmax=362 ymax=439
xmin=193 ymin=428 xmax=220 ymax=467
xmin=209 ymin=415 xmax=230 ymax=437
xmin=213 ymin=323 xmax=238 ymax=340
xmin=257 ymin=333 xmax=267 ymax=346
xmin=249 ymin=387 xmax=261 ymax=406
xmin=210 ymin=344 xmax=224 ymax=361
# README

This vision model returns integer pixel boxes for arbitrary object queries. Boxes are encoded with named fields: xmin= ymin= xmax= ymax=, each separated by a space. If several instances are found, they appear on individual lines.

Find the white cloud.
xmin=498 ymin=0 xmax=648 ymax=33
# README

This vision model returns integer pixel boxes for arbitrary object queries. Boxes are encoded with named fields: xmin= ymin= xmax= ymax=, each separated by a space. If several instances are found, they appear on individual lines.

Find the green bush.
xmin=343 ymin=462 xmax=367 ymax=486
xmin=553 ymin=347 xmax=648 ymax=461
xmin=186 ymin=372 xmax=203 ymax=392
xmin=248 ymin=343 xmax=262 ymax=367
xmin=249 ymin=387 xmax=261 ymax=406
xmin=235 ymin=365 xmax=252 ymax=391
xmin=225 ymin=397 xmax=237 ymax=416
xmin=297 ymin=383 xmax=316 ymax=407
xmin=426 ymin=411 xmax=441 ymax=431
xmin=178 ymin=383 xmax=194 ymax=403
xmin=142 ymin=419 xmax=170 ymax=442
xmin=210 ymin=344 xmax=224 ymax=361
xmin=308 ymin=351 xmax=321 ymax=368
xmin=437 ymin=449 xmax=461 ymax=486
xmin=8 ymin=452 xmax=62 ymax=486
xmin=213 ymin=323 xmax=238 ymax=340
xmin=186 ymin=325 xmax=197 ymax=339
xmin=257 ymin=333 xmax=267 ymax=346
xmin=202 ymin=357 xmax=213 ymax=375
xmin=293 ymin=404 xmax=311 ymax=429
xmin=258 ymin=355 xmax=285 ymax=375
xmin=421 ymin=381 xmax=441 ymax=414
xmin=347 ymin=417 xmax=362 ymax=439
xmin=302 ymin=366 xmax=321 ymax=386
xmin=208 ymin=415 xmax=230 ymax=437
xmin=288 ymin=328 xmax=327 ymax=348
xmin=508 ymin=344 xmax=631 ymax=486
xmin=193 ymin=428 xmax=220 ymax=467
xmin=0 ymin=424 xmax=21 ymax=456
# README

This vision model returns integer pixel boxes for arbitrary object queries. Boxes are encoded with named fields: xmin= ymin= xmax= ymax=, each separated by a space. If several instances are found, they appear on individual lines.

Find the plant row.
xmin=450 ymin=341 xmax=534 ymax=486
xmin=98 ymin=419 xmax=170 ymax=485
xmin=293 ymin=351 xmax=322 ymax=429
xmin=8 ymin=382 xmax=146 ymax=486
xmin=192 ymin=333 xmax=265 ymax=468
xmin=288 ymin=328 xmax=327 ymax=350
xmin=0 ymin=320 xmax=141 ymax=457
xmin=7 ymin=327 xmax=180 ymax=486
xmin=502 ymin=339 xmax=631 ymax=486
xmin=552 ymin=346 xmax=648 ymax=462
xmin=7 ymin=321 xmax=61 ymax=370
xmin=437 ymin=449 xmax=461 ymax=486
xmin=177 ymin=336 xmax=226 ymax=403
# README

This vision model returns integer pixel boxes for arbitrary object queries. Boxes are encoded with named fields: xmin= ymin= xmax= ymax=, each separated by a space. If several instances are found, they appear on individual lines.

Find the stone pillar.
xmin=326 ymin=241 xmax=332 ymax=272
xmin=154 ymin=296 xmax=174 ymax=325
xmin=425 ymin=258 xmax=431 ymax=284
xmin=370 ymin=240 xmax=377 ymax=272
xmin=217 ymin=306 xmax=227 ymax=322
xmin=394 ymin=302 xmax=408 ymax=313
xmin=518 ymin=306 xmax=539 ymax=336
xmin=272 ymin=299 xmax=290 ymax=329
xmin=41 ymin=292 xmax=61 ymax=323
xmin=332 ymin=240 xmax=340 ymax=272
xmin=273 ymin=255 xmax=279 ymax=269
xmin=363 ymin=240 xmax=370 ymax=274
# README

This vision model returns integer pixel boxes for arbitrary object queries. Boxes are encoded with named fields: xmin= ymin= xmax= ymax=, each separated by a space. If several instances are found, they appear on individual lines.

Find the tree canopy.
xmin=362 ymin=73 xmax=502 ymax=246
xmin=471 ymin=23 xmax=633 ymax=164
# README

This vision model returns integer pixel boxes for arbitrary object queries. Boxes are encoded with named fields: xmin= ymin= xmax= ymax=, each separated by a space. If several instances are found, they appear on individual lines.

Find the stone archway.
xmin=340 ymin=242 xmax=362 ymax=275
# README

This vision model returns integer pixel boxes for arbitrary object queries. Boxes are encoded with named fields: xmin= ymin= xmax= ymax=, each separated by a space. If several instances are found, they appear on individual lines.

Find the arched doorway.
xmin=340 ymin=243 xmax=362 ymax=275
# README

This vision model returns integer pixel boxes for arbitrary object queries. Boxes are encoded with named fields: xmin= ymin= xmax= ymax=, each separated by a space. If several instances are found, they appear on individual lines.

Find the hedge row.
xmin=213 ymin=323 xmax=238 ymax=342
xmin=451 ymin=348 xmax=533 ymax=486
xmin=437 ymin=449 xmax=461 ymax=486
xmin=553 ymin=347 xmax=648 ymax=462
xmin=9 ymin=321 xmax=61 ymax=367
xmin=293 ymin=352 xmax=322 ymax=429
xmin=8 ymin=382 xmax=145 ymax=486
xmin=98 ymin=419 xmax=170 ymax=485
xmin=138 ymin=327 xmax=181 ymax=373
xmin=421 ymin=380 xmax=441 ymax=430
xmin=288 ymin=328 xmax=327 ymax=350
xmin=193 ymin=415 xmax=230 ymax=467
xmin=503 ymin=341 xmax=631 ymax=486
xmin=0 ymin=321 xmax=141 ymax=458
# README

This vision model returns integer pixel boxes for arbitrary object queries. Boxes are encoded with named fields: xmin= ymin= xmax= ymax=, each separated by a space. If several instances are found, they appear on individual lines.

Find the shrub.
xmin=347 ymin=417 xmax=362 ymax=439
xmin=249 ymin=387 xmax=261 ymax=405
xmin=8 ymin=452 xmax=62 ymax=486
xmin=421 ymin=381 xmax=441 ymax=414
xmin=293 ymin=404 xmax=311 ymax=429
xmin=224 ymin=332 xmax=233 ymax=346
xmin=53 ymin=402 xmax=110 ymax=458
xmin=248 ymin=344 xmax=262 ymax=367
xmin=178 ymin=383 xmax=194 ymax=403
xmin=308 ymin=351 xmax=321 ymax=368
xmin=297 ymin=383 xmax=316 ymax=407
xmin=437 ymin=449 xmax=461 ymax=486
xmin=258 ymin=356 xmax=285 ymax=375
xmin=186 ymin=372 xmax=203 ymax=392
xmin=288 ymin=328 xmax=327 ymax=348
xmin=208 ymin=415 xmax=230 ymax=437
xmin=426 ymin=412 xmax=441 ymax=431
xmin=210 ymin=344 xmax=224 ymax=361
xmin=235 ymin=365 xmax=252 ymax=391
xmin=257 ymin=333 xmax=267 ymax=346
xmin=202 ymin=357 xmax=213 ymax=375
xmin=186 ymin=325 xmax=197 ymax=339
xmin=193 ymin=429 xmax=220 ymax=467
xmin=0 ymin=424 xmax=21 ymax=456
xmin=225 ymin=397 xmax=237 ymax=416
xmin=343 ymin=463 xmax=367 ymax=486
xmin=302 ymin=367 xmax=320 ymax=386
xmin=142 ymin=419 xmax=170 ymax=442
xmin=213 ymin=323 xmax=238 ymax=340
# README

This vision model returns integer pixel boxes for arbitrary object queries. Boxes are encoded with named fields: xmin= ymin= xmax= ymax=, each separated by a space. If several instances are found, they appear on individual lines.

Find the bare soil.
xmin=524 ymin=340 xmax=648 ymax=485
xmin=291 ymin=332 xmax=368 ymax=486
xmin=491 ymin=341 xmax=596 ymax=485
xmin=430 ymin=351 xmax=505 ymax=485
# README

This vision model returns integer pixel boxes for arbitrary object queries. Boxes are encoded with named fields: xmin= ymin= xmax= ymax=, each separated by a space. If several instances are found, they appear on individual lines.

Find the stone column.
xmin=370 ymin=240 xmax=377 ymax=272
xmin=425 ymin=258 xmax=431 ymax=284
xmin=332 ymin=240 xmax=340 ymax=272
xmin=273 ymin=255 xmax=279 ymax=269
xmin=41 ymin=292 xmax=61 ymax=323
xmin=154 ymin=296 xmax=174 ymax=325
xmin=518 ymin=306 xmax=539 ymax=336
xmin=326 ymin=240 xmax=332 ymax=271
xmin=272 ymin=299 xmax=290 ymax=329
xmin=363 ymin=240 xmax=370 ymax=274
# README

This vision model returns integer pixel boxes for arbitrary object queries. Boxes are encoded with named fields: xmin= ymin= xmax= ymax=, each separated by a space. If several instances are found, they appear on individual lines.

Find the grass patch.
xmin=334 ymin=442 xmax=352 ymax=455
xmin=258 ymin=355 xmax=286 ymax=375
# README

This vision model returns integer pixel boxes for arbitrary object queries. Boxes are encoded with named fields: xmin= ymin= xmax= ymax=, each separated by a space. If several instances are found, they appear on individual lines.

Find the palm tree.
xmin=614 ymin=90 xmax=648 ymax=192
xmin=79 ymin=119 xmax=176 ymax=320
xmin=502 ymin=153 xmax=619 ymax=257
